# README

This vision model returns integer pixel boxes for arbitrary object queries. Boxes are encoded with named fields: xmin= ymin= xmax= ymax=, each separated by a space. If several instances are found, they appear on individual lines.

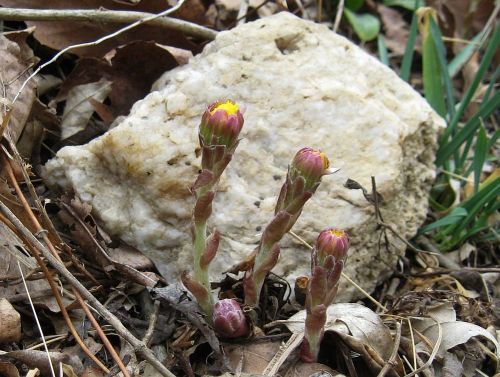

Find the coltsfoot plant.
xmin=182 ymin=102 xmax=344 ymax=346
xmin=301 ymin=228 xmax=349 ymax=362
xmin=244 ymin=147 xmax=332 ymax=307
xmin=181 ymin=100 xmax=244 ymax=319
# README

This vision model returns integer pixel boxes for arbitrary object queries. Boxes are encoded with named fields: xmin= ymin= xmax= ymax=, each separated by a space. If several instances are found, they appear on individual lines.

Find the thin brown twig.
xmin=0 ymin=200 xmax=176 ymax=377
xmin=377 ymin=321 xmax=402 ymax=377
xmin=0 ymin=7 xmax=216 ymax=40
xmin=2 ymin=155 xmax=112 ymax=376
xmin=0 ymin=206 xmax=110 ymax=373
xmin=143 ymin=300 xmax=160 ymax=347
xmin=1 ymin=156 xmax=125 ymax=375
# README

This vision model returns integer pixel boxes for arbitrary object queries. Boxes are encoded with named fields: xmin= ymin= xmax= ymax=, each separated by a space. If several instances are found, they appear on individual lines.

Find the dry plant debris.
xmin=0 ymin=1 xmax=498 ymax=377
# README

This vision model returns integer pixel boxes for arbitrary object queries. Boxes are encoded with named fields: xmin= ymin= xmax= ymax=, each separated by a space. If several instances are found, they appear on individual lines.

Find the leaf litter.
xmin=0 ymin=1 xmax=498 ymax=377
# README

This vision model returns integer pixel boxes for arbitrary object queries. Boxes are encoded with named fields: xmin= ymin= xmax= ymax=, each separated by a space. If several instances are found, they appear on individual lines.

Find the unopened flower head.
xmin=212 ymin=299 xmax=249 ymax=338
xmin=316 ymin=228 xmax=349 ymax=265
xmin=291 ymin=147 xmax=330 ymax=190
xmin=199 ymin=100 xmax=244 ymax=148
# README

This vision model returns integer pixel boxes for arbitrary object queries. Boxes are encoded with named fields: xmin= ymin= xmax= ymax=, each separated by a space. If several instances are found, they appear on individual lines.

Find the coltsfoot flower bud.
xmin=290 ymin=147 xmax=330 ymax=190
xmin=315 ymin=228 xmax=349 ymax=266
xmin=199 ymin=100 xmax=244 ymax=148
xmin=213 ymin=299 xmax=249 ymax=338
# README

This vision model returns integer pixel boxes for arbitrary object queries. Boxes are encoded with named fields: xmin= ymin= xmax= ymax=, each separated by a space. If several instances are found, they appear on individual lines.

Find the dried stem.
xmin=3 ymin=156 xmax=131 ymax=377
xmin=376 ymin=321 xmax=402 ymax=377
xmin=0 ymin=156 xmax=111 ymax=374
xmin=0 ymin=199 xmax=176 ymax=377
xmin=0 ymin=7 xmax=216 ymax=40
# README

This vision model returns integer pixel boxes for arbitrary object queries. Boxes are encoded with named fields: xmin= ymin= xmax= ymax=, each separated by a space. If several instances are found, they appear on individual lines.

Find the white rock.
xmin=44 ymin=13 xmax=444 ymax=300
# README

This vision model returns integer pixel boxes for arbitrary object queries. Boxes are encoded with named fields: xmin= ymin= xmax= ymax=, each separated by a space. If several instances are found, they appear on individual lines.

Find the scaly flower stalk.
xmin=301 ymin=228 xmax=349 ymax=362
xmin=183 ymin=100 xmax=244 ymax=319
xmin=244 ymin=148 xmax=332 ymax=307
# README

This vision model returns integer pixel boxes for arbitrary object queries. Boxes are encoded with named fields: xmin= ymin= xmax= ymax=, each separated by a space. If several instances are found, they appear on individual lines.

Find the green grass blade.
xmin=436 ymin=90 xmax=500 ymax=165
xmin=429 ymin=17 xmax=455 ymax=119
xmin=419 ymin=206 xmax=467 ymax=233
xmin=472 ymin=125 xmax=488 ymax=193
xmin=377 ymin=34 xmax=389 ymax=65
xmin=400 ymin=11 xmax=418 ymax=82
xmin=481 ymin=66 xmax=500 ymax=108
xmin=448 ymin=33 xmax=481 ymax=78
xmin=441 ymin=24 xmax=500 ymax=141
xmin=420 ymin=12 xmax=446 ymax=117
xmin=487 ymin=129 xmax=500 ymax=151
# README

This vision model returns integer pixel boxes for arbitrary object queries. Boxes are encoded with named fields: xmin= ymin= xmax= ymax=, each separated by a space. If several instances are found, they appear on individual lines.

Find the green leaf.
xmin=440 ymin=24 xmax=500 ymax=143
xmin=419 ymin=207 xmax=468 ymax=233
xmin=346 ymin=0 xmax=365 ymax=11
xmin=400 ymin=11 xmax=419 ymax=82
xmin=377 ymin=34 xmax=389 ymax=65
xmin=344 ymin=9 xmax=381 ymax=42
xmin=472 ymin=125 xmax=488 ymax=193
xmin=419 ymin=9 xmax=446 ymax=117
xmin=448 ymin=33 xmax=481 ymax=78
xmin=383 ymin=0 xmax=423 ymax=10
xmin=437 ymin=91 xmax=500 ymax=165
xmin=429 ymin=17 xmax=455 ymax=119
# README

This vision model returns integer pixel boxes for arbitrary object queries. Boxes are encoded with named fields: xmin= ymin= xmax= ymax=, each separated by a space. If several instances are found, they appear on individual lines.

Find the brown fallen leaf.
xmin=284 ymin=303 xmax=404 ymax=376
xmin=58 ymin=196 xmax=158 ymax=287
xmin=61 ymin=78 xmax=113 ymax=139
xmin=0 ymin=299 xmax=21 ymax=343
xmin=0 ymin=350 xmax=83 ymax=377
xmin=0 ymin=219 xmax=70 ymax=312
xmin=56 ymin=41 xmax=179 ymax=125
xmin=377 ymin=4 xmax=410 ymax=56
xmin=0 ymin=362 xmax=20 ymax=377
xmin=0 ymin=0 xmax=204 ymax=57
xmin=0 ymin=30 xmax=39 ymax=143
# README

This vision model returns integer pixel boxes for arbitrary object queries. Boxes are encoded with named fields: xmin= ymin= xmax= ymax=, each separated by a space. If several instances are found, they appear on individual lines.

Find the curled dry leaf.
xmin=0 ymin=299 xmax=21 ymax=343
xmin=418 ymin=321 xmax=499 ymax=358
xmin=284 ymin=303 xmax=404 ymax=375
xmin=56 ymin=41 xmax=179 ymax=126
xmin=0 ymin=30 xmax=38 ymax=143
xmin=377 ymin=4 xmax=410 ymax=55
xmin=0 ymin=362 xmax=20 ymax=377
xmin=0 ymin=0 xmax=204 ymax=57
xmin=224 ymin=339 xmax=341 ymax=377
xmin=0 ymin=350 xmax=83 ymax=377
xmin=61 ymin=78 xmax=112 ymax=139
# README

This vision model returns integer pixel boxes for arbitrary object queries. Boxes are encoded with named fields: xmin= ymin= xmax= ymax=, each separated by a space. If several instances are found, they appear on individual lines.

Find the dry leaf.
xmin=0 ymin=299 xmax=21 ymax=343
xmin=0 ymin=350 xmax=83 ymax=376
xmin=377 ymin=4 xmax=410 ymax=56
xmin=0 ymin=31 xmax=38 ymax=142
xmin=61 ymin=78 xmax=112 ymax=139
xmin=57 ymin=41 xmax=179 ymax=125
xmin=419 ymin=321 xmax=499 ymax=358
xmin=0 ymin=0 xmax=203 ymax=57
xmin=283 ymin=303 xmax=403 ymax=375
xmin=0 ymin=362 xmax=20 ymax=377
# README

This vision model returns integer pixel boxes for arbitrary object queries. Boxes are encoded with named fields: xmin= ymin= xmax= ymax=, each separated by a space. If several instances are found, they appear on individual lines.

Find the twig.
xmin=10 ymin=0 xmax=187 ymax=107
xmin=0 ymin=7 xmax=216 ymax=41
xmin=143 ymin=301 xmax=160 ymax=347
xmin=263 ymin=332 xmax=304 ymax=376
xmin=377 ymin=321 xmax=402 ymax=377
xmin=333 ymin=0 xmax=345 ymax=32
xmin=0 ymin=201 xmax=176 ymax=377
xmin=402 ymin=320 xmax=442 ymax=377
xmin=1 ymin=156 xmax=115 ymax=374
xmin=17 ymin=261 xmax=56 ymax=377
xmin=288 ymin=230 xmax=387 ymax=312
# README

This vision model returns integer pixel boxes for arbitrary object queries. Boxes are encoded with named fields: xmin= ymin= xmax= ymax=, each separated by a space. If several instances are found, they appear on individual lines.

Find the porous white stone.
xmin=44 ymin=13 xmax=444 ymax=300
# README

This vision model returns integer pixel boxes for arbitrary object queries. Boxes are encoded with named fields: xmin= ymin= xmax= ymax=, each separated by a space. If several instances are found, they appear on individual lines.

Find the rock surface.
xmin=44 ymin=13 xmax=444 ymax=300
